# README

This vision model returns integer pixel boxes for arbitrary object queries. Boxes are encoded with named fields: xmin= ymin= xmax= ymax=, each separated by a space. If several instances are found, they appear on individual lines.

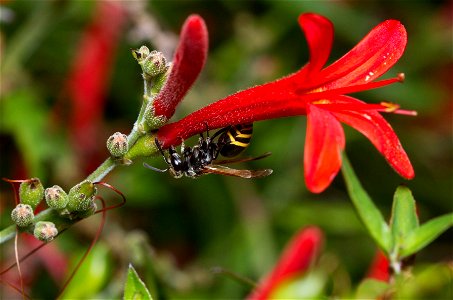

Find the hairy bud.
xmin=11 ymin=204 xmax=34 ymax=227
xmin=67 ymin=180 xmax=97 ymax=212
xmin=34 ymin=221 xmax=58 ymax=242
xmin=45 ymin=185 xmax=69 ymax=210
xmin=107 ymin=132 xmax=128 ymax=158
xmin=19 ymin=178 xmax=44 ymax=209
xmin=132 ymin=46 xmax=169 ymax=78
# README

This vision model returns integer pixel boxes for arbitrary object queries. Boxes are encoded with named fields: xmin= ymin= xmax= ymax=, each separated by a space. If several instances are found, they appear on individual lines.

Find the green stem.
xmin=86 ymin=157 xmax=117 ymax=183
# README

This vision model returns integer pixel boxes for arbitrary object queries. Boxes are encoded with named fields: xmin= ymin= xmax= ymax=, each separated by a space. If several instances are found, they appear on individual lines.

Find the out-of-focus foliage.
xmin=1 ymin=0 xmax=451 ymax=299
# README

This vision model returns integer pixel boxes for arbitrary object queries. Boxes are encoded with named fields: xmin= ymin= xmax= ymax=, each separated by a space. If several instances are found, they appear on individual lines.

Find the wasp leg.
xmin=154 ymin=138 xmax=171 ymax=165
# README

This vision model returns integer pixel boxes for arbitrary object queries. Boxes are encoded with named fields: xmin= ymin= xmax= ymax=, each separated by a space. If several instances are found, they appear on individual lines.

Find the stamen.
xmin=313 ymin=75 xmax=403 ymax=99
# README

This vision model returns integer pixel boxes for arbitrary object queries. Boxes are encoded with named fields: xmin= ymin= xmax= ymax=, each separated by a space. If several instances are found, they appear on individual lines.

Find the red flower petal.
xmin=247 ymin=227 xmax=324 ymax=300
xmin=314 ymin=20 xmax=407 ymax=90
xmin=298 ymin=13 xmax=333 ymax=75
xmin=304 ymin=104 xmax=345 ymax=193
xmin=156 ymin=88 xmax=306 ymax=148
xmin=153 ymin=15 xmax=208 ymax=119
xmin=328 ymin=95 xmax=414 ymax=179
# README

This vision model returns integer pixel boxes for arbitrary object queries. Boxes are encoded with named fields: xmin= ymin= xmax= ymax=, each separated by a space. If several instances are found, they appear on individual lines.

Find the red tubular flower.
xmin=247 ymin=226 xmax=324 ymax=300
xmin=152 ymin=14 xmax=208 ymax=120
xmin=156 ymin=13 xmax=415 ymax=193
xmin=366 ymin=250 xmax=390 ymax=282
xmin=67 ymin=1 xmax=126 ymax=172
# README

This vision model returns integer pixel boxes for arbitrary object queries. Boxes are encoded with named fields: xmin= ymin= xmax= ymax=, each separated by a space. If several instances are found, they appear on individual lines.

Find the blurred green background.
xmin=1 ymin=0 xmax=451 ymax=298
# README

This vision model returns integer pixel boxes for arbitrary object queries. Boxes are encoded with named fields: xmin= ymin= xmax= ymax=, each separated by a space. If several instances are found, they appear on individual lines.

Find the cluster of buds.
xmin=9 ymin=177 xmax=98 ymax=243
xmin=10 ymin=178 xmax=45 ymax=228
xmin=132 ymin=46 xmax=170 ymax=79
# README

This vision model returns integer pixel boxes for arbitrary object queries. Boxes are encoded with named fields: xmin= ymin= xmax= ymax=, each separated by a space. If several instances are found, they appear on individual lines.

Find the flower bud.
xmin=34 ymin=221 xmax=58 ymax=242
xmin=132 ymin=46 xmax=169 ymax=77
xmin=11 ymin=204 xmax=34 ymax=227
xmin=19 ymin=178 xmax=44 ymax=209
xmin=76 ymin=202 xmax=97 ymax=219
xmin=45 ymin=185 xmax=69 ymax=210
xmin=107 ymin=132 xmax=128 ymax=158
xmin=144 ymin=105 xmax=168 ymax=130
xmin=67 ymin=180 xmax=97 ymax=212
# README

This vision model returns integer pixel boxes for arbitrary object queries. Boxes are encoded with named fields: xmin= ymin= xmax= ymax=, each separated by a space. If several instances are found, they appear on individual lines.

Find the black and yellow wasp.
xmin=144 ymin=123 xmax=272 ymax=178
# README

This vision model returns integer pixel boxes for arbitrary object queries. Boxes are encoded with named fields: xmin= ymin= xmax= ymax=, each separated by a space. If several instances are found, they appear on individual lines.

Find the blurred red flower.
xmin=247 ymin=226 xmax=324 ymax=300
xmin=366 ymin=250 xmax=390 ymax=282
xmin=156 ymin=13 xmax=415 ymax=193
xmin=67 ymin=1 xmax=126 ymax=173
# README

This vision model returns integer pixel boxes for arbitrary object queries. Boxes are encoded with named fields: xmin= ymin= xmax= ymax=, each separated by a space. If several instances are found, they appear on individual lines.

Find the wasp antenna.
xmin=143 ymin=162 xmax=168 ymax=173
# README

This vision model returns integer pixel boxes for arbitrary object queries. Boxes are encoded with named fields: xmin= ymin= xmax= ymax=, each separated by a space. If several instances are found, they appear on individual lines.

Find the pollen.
xmin=312 ymin=99 xmax=330 ymax=105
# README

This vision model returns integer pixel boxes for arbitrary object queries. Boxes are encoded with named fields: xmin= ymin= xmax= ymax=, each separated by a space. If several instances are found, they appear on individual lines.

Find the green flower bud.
xmin=45 ymin=185 xmax=69 ymax=210
xmin=143 ymin=105 xmax=168 ymax=130
xmin=132 ymin=46 xmax=169 ymax=77
xmin=76 ymin=202 xmax=97 ymax=219
xmin=34 ymin=221 xmax=58 ymax=242
xmin=11 ymin=204 xmax=34 ymax=227
xmin=67 ymin=180 xmax=97 ymax=212
xmin=19 ymin=178 xmax=44 ymax=209
xmin=107 ymin=132 xmax=128 ymax=158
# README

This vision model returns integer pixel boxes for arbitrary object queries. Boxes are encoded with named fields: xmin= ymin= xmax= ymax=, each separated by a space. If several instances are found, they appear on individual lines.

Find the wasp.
xmin=144 ymin=123 xmax=272 ymax=178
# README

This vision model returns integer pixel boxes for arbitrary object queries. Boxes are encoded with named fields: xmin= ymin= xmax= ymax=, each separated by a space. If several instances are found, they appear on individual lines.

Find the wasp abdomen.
xmin=218 ymin=123 xmax=253 ymax=157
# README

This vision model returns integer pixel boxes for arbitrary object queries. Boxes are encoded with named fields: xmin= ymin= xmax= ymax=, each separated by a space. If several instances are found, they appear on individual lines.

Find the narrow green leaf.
xmin=341 ymin=154 xmax=391 ymax=252
xmin=400 ymin=213 xmax=453 ymax=258
xmin=124 ymin=264 xmax=153 ymax=300
xmin=390 ymin=186 xmax=419 ymax=249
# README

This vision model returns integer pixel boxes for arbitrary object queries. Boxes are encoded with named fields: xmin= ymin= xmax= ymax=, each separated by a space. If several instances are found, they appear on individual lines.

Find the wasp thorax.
xmin=19 ymin=178 xmax=44 ymax=209
xmin=11 ymin=204 xmax=34 ymax=227
xmin=66 ymin=180 xmax=97 ymax=212
xmin=45 ymin=185 xmax=69 ymax=210
xmin=34 ymin=221 xmax=58 ymax=242
xmin=107 ymin=132 xmax=128 ymax=158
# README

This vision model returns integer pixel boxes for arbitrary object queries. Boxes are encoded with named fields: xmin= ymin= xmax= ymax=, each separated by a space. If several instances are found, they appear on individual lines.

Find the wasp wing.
xmin=214 ymin=152 xmax=272 ymax=165
xmin=203 ymin=165 xmax=272 ymax=178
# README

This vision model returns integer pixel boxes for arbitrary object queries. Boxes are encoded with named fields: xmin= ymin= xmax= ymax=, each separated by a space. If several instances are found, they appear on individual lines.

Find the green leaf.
xmin=393 ymin=263 xmax=453 ymax=299
xmin=390 ymin=186 xmax=419 ymax=250
xmin=59 ymin=243 xmax=110 ymax=299
xmin=0 ymin=89 xmax=55 ymax=179
xmin=341 ymin=154 xmax=392 ymax=252
xmin=124 ymin=264 xmax=153 ymax=300
xmin=355 ymin=279 xmax=389 ymax=299
xmin=270 ymin=271 xmax=327 ymax=299
xmin=400 ymin=213 xmax=453 ymax=258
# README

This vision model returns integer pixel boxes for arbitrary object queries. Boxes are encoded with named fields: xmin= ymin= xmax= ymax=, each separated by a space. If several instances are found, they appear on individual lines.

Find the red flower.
xmin=366 ymin=250 xmax=390 ymax=282
xmin=247 ymin=226 xmax=324 ymax=300
xmin=152 ymin=14 xmax=208 ymax=120
xmin=156 ymin=13 xmax=415 ymax=193
xmin=67 ymin=2 xmax=126 ymax=172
